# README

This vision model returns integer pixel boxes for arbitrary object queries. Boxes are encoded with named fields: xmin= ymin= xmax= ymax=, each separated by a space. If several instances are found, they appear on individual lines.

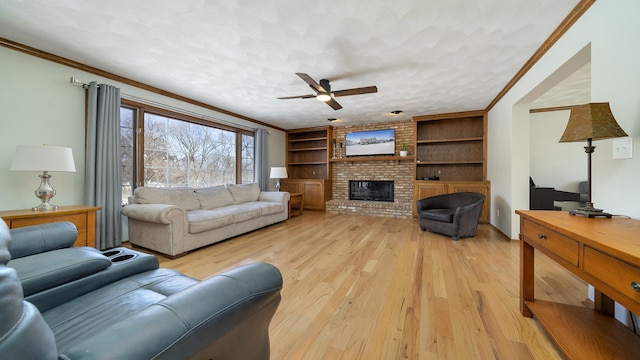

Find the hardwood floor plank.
xmin=141 ymin=211 xmax=584 ymax=359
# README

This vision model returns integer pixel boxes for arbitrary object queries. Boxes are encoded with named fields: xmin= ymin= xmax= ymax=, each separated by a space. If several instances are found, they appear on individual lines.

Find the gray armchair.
xmin=417 ymin=192 xmax=485 ymax=240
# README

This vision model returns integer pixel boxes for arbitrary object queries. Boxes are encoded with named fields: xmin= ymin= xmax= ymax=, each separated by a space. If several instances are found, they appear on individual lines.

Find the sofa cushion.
xmin=195 ymin=185 xmax=235 ymax=209
xmin=42 ymin=269 xmax=199 ymax=351
xmin=229 ymin=204 xmax=262 ymax=223
xmin=419 ymin=209 xmax=455 ymax=223
xmin=227 ymin=183 xmax=260 ymax=204
xmin=134 ymin=187 xmax=200 ymax=211
xmin=8 ymin=248 xmax=112 ymax=296
xmin=187 ymin=209 xmax=235 ymax=234
xmin=245 ymin=201 xmax=284 ymax=216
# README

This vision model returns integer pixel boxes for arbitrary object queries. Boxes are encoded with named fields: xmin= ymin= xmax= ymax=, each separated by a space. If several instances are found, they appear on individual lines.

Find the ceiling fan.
xmin=278 ymin=73 xmax=378 ymax=110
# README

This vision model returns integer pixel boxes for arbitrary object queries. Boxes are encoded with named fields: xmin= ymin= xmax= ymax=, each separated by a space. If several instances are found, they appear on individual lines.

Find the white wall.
xmin=530 ymin=110 xmax=586 ymax=211
xmin=488 ymin=0 xmax=640 ymax=239
xmin=0 ymin=46 xmax=286 ymax=211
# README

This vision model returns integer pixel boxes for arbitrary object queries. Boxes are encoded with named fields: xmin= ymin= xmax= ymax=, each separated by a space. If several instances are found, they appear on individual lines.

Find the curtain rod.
xmin=69 ymin=76 xmax=90 ymax=88
xmin=69 ymin=76 xmax=261 ymax=133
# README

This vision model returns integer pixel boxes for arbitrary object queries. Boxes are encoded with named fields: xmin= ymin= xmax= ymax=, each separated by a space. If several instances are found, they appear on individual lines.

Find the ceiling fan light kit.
xmin=279 ymin=72 xmax=377 ymax=110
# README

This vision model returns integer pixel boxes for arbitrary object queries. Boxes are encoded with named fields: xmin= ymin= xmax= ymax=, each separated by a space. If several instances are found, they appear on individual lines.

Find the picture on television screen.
xmin=345 ymin=129 xmax=396 ymax=156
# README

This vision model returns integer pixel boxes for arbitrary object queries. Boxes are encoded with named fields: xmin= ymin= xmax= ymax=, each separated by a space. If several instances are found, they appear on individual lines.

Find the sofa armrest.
xmin=59 ymin=262 xmax=283 ymax=360
xmin=8 ymin=222 xmax=78 ymax=260
xmin=259 ymin=191 xmax=290 ymax=204
xmin=121 ymin=204 xmax=186 ymax=224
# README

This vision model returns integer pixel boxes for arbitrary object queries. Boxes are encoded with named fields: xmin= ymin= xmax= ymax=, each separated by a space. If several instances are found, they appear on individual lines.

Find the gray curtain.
xmin=85 ymin=81 xmax=122 ymax=250
xmin=254 ymin=128 xmax=269 ymax=190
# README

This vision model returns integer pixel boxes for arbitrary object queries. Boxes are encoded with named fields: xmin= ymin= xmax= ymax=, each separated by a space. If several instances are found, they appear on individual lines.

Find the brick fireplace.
xmin=325 ymin=120 xmax=414 ymax=218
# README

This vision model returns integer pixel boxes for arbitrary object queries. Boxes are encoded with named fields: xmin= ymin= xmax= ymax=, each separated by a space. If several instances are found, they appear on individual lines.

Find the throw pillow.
xmin=226 ymin=183 xmax=260 ymax=204
xmin=195 ymin=185 xmax=235 ymax=209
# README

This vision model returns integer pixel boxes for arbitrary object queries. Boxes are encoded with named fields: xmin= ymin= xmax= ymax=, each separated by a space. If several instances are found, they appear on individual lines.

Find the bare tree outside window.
xmin=143 ymin=113 xmax=236 ymax=188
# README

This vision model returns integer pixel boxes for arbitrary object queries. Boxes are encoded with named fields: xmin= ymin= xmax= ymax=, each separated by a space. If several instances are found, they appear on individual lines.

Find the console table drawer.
xmin=584 ymin=246 xmax=640 ymax=303
xmin=522 ymin=219 xmax=579 ymax=266
xmin=9 ymin=212 xmax=87 ymax=229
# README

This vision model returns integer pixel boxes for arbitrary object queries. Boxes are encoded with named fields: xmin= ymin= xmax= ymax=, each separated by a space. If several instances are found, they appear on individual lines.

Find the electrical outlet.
xmin=497 ymin=209 xmax=500 ymax=217
xmin=613 ymin=137 xmax=633 ymax=159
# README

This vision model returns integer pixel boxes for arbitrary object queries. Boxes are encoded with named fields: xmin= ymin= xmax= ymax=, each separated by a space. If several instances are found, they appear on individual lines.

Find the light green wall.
xmin=488 ymin=0 xmax=640 ymax=238
xmin=0 ymin=46 xmax=285 ymax=211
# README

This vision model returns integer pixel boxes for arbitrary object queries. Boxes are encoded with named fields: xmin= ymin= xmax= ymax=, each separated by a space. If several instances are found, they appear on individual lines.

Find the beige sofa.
xmin=122 ymin=183 xmax=290 ymax=258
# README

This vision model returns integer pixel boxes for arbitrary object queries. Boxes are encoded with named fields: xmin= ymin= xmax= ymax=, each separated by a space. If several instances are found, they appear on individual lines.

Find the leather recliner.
xmin=0 ymin=220 xmax=283 ymax=359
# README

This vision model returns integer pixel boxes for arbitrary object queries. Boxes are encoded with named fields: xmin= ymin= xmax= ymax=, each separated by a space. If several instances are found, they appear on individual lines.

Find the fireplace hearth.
xmin=349 ymin=180 xmax=394 ymax=202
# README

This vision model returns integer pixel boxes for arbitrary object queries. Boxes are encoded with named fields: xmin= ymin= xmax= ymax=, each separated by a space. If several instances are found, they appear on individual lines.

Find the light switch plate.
xmin=613 ymin=137 xmax=633 ymax=159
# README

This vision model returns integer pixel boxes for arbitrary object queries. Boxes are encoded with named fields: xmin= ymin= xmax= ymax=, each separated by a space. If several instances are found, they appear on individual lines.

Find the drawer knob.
xmin=537 ymin=233 xmax=547 ymax=240
xmin=632 ymin=282 xmax=640 ymax=292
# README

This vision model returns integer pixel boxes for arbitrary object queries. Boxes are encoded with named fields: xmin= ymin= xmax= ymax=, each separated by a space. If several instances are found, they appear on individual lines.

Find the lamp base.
xmin=33 ymin=203 xmax=59 ymax=211
xmin=569 ymin=206 xmax=612 ymax=218
xmin=33 ymin=171 xmax=59 ymax=211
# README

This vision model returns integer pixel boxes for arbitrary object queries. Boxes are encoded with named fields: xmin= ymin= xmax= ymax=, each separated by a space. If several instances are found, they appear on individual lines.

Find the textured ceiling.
xmin=531 ymin=62 xmax=590 ymax=109
xmin=0 ymin=0 xmax=582 ymax=129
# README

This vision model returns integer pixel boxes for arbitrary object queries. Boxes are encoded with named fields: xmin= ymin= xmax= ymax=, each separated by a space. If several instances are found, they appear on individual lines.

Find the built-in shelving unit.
xmin=413 ymin=110 xmax=487 ymax=181
xmin=286 ymin=127 xmax=332 ymax=179
xmin=412 ymin=110 xmax=490 ymax=221
xmin=284 ymin=126 xmax=333 ymax=210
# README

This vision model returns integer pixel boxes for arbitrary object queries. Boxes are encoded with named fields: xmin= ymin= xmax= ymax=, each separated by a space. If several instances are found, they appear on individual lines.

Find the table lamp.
xmin=10 ymin=144 xmax=77 ymax=211
xmin=559 ymin=103 xmax=628 ymax=218
xmin=269 ymin=167 xmax=288 ymax=192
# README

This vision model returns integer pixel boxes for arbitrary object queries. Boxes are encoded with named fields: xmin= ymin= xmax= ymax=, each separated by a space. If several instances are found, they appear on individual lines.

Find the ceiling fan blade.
xmin=277 ymin=94 xmax=316 ymax=99
xmin=296 ymin=72 xmax=326 ymax=93
xmin=332 ymin=86 xmax=378 ymax=97
xmin=326 ymin=98 xmax=343 ymax=110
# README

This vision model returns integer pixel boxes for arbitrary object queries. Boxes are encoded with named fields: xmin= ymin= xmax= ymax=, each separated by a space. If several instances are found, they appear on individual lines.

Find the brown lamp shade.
xmin=559 ymin=102 xmax=628 ymax=143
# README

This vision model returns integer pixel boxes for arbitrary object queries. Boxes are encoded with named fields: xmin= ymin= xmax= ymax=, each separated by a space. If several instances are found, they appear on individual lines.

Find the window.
xmin=120 ymin=107 xmax=136 ymax=204
xmin=241 ymin=133 xmax=255 ymax=184
xmin=120 ymin=100 xmax=254 ymax=196
xmin=144 ymin=113 xmax=236 ymax=187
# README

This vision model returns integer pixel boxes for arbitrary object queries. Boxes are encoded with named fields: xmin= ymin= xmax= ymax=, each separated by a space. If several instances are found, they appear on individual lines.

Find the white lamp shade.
xmin=10 ymin=144 xmax=76 ymax=172
xmin=269 ymin=167 xmax=288 ymax=179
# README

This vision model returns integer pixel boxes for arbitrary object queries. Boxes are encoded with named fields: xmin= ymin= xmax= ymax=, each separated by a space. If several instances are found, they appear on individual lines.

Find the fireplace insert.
xmin=349 ymin=180 xmax=394 ymax=202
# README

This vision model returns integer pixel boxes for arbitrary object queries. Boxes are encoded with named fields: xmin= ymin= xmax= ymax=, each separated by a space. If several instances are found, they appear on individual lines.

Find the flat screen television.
xmin=345 ymin=129 xmax=395 ymax=157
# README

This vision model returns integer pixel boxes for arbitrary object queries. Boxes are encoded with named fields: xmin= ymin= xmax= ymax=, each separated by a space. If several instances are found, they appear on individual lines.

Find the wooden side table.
xmin=0 ymin=205 xmax=100 ymax=248
xmin=516 ymin=210 xmax=640 ymax=359
xmin=288 ymin=193 xmax=304 ymax=219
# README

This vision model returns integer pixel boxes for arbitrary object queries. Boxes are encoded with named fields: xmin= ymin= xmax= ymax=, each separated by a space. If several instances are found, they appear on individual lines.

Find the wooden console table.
xmin=0 ymin=205 xmax=100 ymax=248
xmin=517 ymin=210 xmax=640 ymax=359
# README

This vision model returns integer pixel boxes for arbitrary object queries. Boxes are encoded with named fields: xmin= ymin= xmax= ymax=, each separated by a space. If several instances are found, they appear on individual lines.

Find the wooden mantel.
xmin=330 ymin=155 xmax=415 ymax=163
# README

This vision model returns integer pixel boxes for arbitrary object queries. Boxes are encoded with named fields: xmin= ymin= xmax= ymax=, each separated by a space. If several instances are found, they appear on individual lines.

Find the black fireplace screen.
xmin=349 ymin=180 xmax=394 ymax=202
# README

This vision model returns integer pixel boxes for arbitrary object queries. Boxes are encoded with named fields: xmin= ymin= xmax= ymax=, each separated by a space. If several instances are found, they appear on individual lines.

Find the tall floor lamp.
xmin=10 ymin=144 xmax=77 ymax=211
xmin=270 ymin=167 xmax=288 ymax=192
xmin=559 ymin=102 xmax=628 ymax=218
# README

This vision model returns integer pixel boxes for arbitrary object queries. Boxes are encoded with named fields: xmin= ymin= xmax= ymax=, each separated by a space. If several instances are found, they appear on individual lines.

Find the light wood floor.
xmin=151 ymin=211 xmax=588 ymax=359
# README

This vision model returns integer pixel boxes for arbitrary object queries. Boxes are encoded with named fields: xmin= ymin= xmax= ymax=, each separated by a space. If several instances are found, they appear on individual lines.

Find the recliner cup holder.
xmin=102 ymin=250 xmax=123 ymax=257
xmin=111 ymin=254 xmax=137 ymax=262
